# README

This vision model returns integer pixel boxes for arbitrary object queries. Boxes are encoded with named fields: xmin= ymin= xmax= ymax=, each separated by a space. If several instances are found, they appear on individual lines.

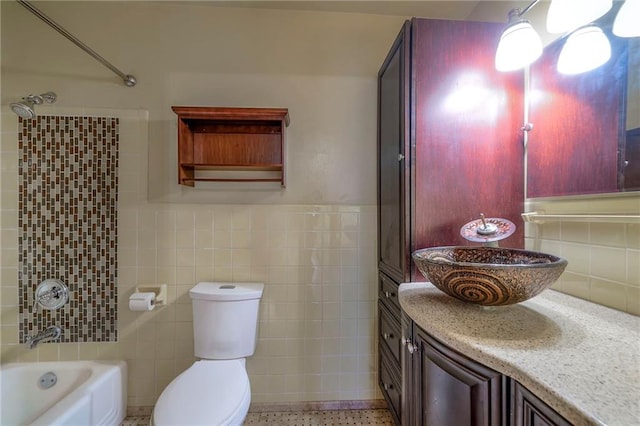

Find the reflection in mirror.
xmin=625 ymin=38 xmax=640 ymax=189
xmin=527 ymin=10 xmax=639 ymax=198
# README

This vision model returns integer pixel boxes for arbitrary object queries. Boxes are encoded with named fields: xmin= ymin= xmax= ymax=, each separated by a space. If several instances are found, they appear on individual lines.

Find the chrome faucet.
xmin=25 ymin=325 xmax=62 ymax=349
xmin=460 ymin=213 xmax=516 ymax=247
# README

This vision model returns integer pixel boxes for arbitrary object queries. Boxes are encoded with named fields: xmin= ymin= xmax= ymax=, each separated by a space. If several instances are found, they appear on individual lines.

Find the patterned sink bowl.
xmin=412 ymin=246 xmax=568 ymax=306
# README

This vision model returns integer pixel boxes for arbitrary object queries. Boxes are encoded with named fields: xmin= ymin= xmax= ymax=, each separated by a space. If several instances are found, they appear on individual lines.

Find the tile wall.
xmin=2 ymin=106 xmax=636 ymax=412
xmin=18 ymin=116 xmax=119 ymax=343
xmin=0 ymin=107 xmax=380 ymax=407
xmin=525 ymin=214 xmax=640 ymax=315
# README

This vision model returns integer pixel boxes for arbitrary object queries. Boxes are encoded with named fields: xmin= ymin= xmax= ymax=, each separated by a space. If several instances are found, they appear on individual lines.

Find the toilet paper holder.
xmin=134 ymin=284 xmax=167 ymax=307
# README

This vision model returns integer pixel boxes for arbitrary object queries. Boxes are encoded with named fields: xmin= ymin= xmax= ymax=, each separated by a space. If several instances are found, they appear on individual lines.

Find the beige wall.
xmin=0 ymin=1 xmax=407 ymax=408
xmin=0 ymin=106 xmax=380 ymax=407
xmin=525 ymin=197 xmax=640 ymax=315
xmin=1 ymin=1 xmax=406 ymax=204
xmin=1 ymin=0 xmax=638 ymax=413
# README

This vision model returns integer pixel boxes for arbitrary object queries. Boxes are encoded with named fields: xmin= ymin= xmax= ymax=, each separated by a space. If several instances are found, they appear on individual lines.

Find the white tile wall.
xmin=3 ymin=106 xmax=637 ymax=410
xmin=525 ymin=216 xmax=640 ymax=315
xmin=0 ymin=107 xmax=380 ymax=407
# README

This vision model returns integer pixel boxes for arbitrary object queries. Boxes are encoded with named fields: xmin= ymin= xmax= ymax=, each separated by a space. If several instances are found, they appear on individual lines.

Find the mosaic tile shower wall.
xmin=18 ymin=116 xmax=119 ymax=343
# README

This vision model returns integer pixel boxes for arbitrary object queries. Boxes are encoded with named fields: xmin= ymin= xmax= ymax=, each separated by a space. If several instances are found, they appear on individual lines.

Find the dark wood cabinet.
xmin=400 ymin=314 xmax=415 ymax=426
xmin=377 ymin=17 xmax=524 ymax=424
xmin=379 ymin=274 xmax=403 ymax=424
xmin=401 ymin=316 xmax=571 ymax=426
xmin=378 ymin=21 xmax=411 ymax=285
xmin=511 ymin=381 xmax=571 ymax=426
xmin=415 ymin=329 xmax=503 ymax=426
xmin=377 ymin=17 xmax=525 ymax=284
xmin=402 ymin=317 xmax=503 ymax=426
xmin=380 ymin=338 xmax=403 ymax=424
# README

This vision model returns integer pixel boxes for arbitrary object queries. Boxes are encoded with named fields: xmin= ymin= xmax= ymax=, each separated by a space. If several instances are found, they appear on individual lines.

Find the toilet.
xmin=153 ymin=282 xmax=264 ymax=426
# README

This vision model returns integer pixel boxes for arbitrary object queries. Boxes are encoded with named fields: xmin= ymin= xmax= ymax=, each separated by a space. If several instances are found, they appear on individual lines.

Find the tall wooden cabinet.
xmin=377 ymin=18 xmax=525 ymax=424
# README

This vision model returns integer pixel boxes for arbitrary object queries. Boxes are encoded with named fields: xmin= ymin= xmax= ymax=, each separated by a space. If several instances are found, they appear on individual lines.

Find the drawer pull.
xmin=383 ymin=383 xmax=394 ymax=391
xmin=384 ymin=291 xmax=395 ymax=298
xmin=402 ymin=336 xmax=417 ymax=354
xmin=383 ymin=332 xmax=393 ymax=340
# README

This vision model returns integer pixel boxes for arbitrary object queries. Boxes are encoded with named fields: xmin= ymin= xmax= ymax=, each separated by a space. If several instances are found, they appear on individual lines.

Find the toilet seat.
xmin=153 ymin=359 xmax=250 ymax=426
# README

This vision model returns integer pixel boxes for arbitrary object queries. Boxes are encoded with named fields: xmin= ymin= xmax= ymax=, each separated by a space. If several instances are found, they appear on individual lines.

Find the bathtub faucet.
xmin=25 ymin=325 xmax=62 ymax=349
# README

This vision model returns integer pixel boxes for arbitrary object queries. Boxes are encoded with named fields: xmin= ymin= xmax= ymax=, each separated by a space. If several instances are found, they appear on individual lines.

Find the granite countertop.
xmin=399 ymin=282 xmax=640 ymax=426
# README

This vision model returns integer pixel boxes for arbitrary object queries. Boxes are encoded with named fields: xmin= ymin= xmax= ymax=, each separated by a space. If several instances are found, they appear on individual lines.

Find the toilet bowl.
xmin=153 ymin=360 xmax=250 ymax=426
xmin=152 ymin=282 xmax=264 ymax=426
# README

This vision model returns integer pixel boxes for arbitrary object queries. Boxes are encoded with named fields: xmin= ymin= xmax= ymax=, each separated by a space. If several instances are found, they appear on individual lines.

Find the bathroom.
xmin=0 ymin=1 xmax=638 ymax=425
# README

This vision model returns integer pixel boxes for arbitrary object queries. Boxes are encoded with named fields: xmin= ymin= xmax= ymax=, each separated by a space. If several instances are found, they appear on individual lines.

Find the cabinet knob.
xmin=383 ymin=383 xmax=393 ymax=391
xmin=402 ymin=336 xmax=417 ymax=354
xmin=398 ymin=153 xmax=405 ymax=161
xmin=383 ymin=332 xmax=393 ymax=340
xmin=384 ymin=291 xmax=395 ymax=299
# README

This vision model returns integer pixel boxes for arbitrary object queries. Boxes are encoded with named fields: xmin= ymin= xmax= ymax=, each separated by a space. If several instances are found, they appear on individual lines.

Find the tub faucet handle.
xmin=25 ymin=325 xmax=62 ymax=349
xmin=33 ymin=279 xmax=69 ymax=312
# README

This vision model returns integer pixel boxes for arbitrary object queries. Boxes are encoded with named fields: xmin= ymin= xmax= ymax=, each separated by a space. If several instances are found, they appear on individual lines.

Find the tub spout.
xmin=25 ymin=325 xmax=62 ymax=349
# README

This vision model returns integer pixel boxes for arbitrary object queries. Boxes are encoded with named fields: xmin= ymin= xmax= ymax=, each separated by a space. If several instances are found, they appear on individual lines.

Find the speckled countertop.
xmin=399 ymin=282 xmax=640 ymax=426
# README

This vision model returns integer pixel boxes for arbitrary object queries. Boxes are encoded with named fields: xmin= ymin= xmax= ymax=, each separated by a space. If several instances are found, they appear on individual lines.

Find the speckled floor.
xmin=244 ymin=409 xmax=394 ymax=425
xmin=120 ymin=416 xmax=149 ymax=426
xmin=121 ymin=409 xmax=395 ymax=425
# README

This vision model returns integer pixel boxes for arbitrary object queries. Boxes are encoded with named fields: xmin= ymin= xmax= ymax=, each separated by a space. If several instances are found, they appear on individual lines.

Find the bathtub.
xmin=0 ymin=360 xmax=126 ymax=426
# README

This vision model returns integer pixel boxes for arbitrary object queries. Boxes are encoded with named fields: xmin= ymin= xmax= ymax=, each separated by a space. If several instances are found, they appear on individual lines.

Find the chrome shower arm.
xmin=16 ymin=0 xmax=137 ymax=87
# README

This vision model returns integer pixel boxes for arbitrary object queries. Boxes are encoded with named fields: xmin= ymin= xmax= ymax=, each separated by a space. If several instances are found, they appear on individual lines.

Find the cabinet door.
xmin=401 ymin=313 xmax=414 ymax=426
xmin=415 ymin=329 xmax=503 ymax=426
xmin=511 ymin=380 xmax=571 ymax=426
xmin=378 ymin=21 xmax=411 ymax=283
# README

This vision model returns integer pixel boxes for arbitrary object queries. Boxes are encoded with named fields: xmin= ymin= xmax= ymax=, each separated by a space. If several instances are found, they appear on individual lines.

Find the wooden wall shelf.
xmin=172 ymin=106 xmax=290 ymax=187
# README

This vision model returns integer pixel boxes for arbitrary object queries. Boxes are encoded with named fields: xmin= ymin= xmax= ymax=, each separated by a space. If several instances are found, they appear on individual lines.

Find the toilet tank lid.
xmin=190 ymin=282 xmax=264 ymax=301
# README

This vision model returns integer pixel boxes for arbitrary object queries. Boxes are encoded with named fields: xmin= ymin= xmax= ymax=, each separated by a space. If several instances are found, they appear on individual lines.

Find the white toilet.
xmin=153 ymin=282 xmax=264 ymax=426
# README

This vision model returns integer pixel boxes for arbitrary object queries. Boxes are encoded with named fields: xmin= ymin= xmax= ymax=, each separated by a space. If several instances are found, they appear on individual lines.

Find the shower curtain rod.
xmin=16 ymin=0 xmax=137 ymax=87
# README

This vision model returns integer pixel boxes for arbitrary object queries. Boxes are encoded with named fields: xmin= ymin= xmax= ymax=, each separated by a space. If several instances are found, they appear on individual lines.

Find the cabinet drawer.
xmin=379 ymin=301 xmax=402 ymax=365
xmin=379 ymin=272 xmax=400 ymax=311
xmin=379 ymin=344 xmax=402 ymax=424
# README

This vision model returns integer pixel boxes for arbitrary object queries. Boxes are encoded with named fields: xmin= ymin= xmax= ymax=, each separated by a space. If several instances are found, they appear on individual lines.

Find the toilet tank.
xmin=189 ymin=282 xmax=264 ymax=359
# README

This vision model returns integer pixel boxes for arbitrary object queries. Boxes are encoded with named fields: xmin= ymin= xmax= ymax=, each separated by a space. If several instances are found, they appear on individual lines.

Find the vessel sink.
xmin=412 ymin=246 xmax=568 ymax=306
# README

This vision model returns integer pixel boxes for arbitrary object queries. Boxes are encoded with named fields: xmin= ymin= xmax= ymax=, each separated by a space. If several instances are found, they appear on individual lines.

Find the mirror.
xmin=526 ymin=11 xmax=639 ymax=198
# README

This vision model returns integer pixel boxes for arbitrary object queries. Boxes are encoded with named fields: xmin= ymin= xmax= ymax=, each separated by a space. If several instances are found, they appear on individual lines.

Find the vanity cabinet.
xmin=511 ymin=381 xmax=571 ymax=426
xmin=402 ymin=316 xmax=504 ymax=426
xmin=377 ymin=17 xmax=524 ymax=423
xmin=401 ymin=316 xmax=571 ymax=426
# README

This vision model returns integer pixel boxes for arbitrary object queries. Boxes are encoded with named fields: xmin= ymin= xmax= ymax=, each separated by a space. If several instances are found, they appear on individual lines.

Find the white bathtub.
xmin=0 ymin=360 xmax=126 ymax=426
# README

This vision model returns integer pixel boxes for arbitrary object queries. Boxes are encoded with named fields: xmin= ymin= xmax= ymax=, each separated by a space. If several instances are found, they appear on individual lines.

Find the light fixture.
xmin=557 ymin=25 xmax=611 ymax=74
xmin=495 ymin=4 xmax=543 ymax=72
xmin=546 ymin=0 xmax=612 ymax=34
xmin=613 ymin=0 xmax=640 ymax=38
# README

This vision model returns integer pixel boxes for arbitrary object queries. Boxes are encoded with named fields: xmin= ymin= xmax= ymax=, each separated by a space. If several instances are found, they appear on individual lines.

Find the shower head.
xmin=10 ymin=91 xmax=57 ymax=119
xmin=10 ymin=101 xmax=37 ymax=119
